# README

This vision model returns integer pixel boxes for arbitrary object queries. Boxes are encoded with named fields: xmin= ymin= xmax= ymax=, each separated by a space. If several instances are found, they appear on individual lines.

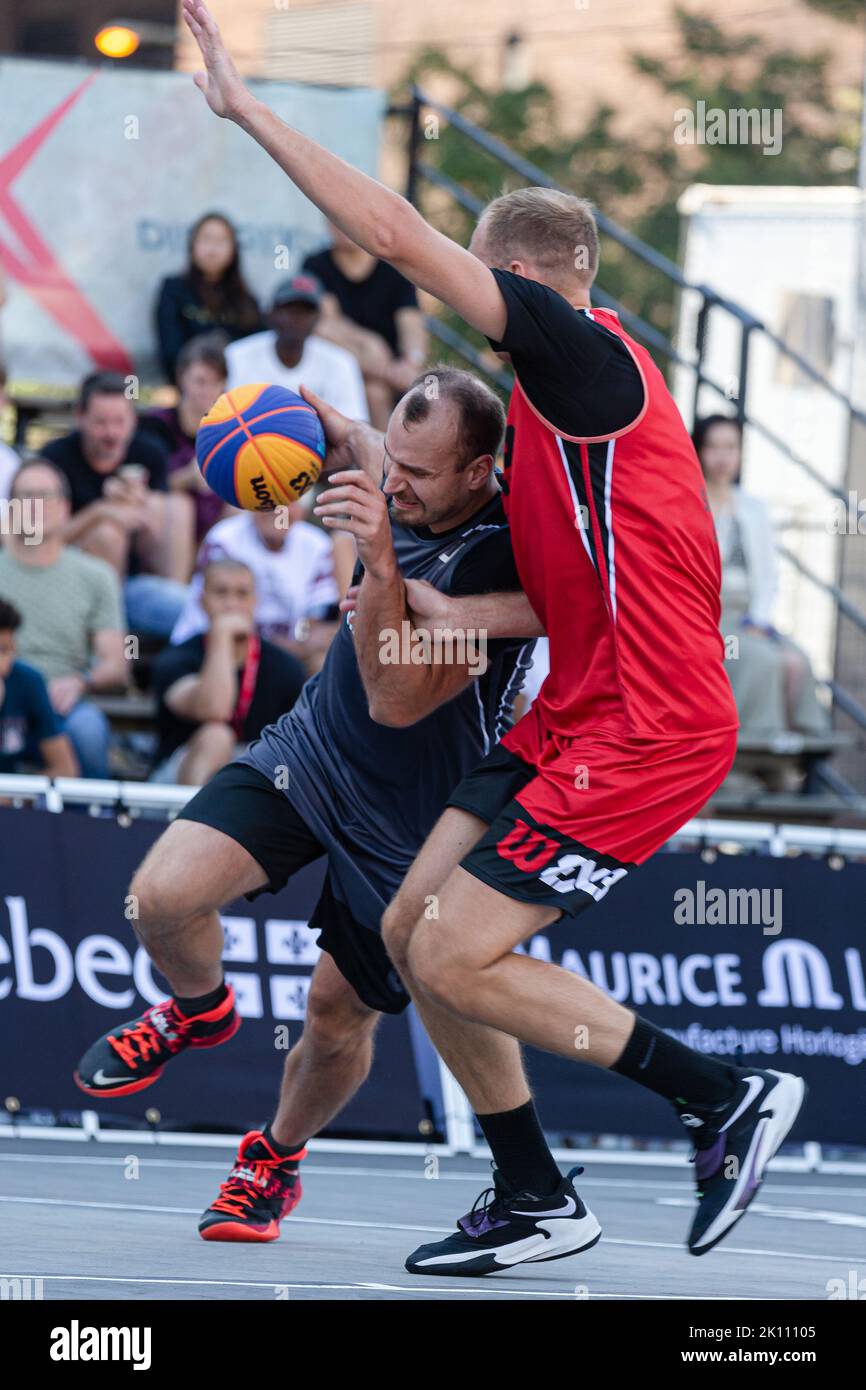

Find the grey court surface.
xmin=1 ymin=1137 xmax=863 ymax=1301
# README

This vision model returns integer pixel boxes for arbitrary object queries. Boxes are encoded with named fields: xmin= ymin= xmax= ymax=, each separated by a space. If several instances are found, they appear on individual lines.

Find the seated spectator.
xmin=0 ymin=598 xmax=78 ymax=777
xmin=0 ymin=364 xmax=20 ymax=502
xmin=140 ymin=334 xmax=228 ymax=543
xmin=695 ymin=414 xmax=829 ymax=738
xmin=0 ymin=461 xmax=128 ymax=777
xmin=41 ymin=372 xmax=194 ymax=638
xmin=304 ymin=223 xmax=427 ymax=429
xmin=226 ymin=275 xmax=368 ymax=422
xmin=150 ymin=558 xmax=305 ymax=785
xmin=171 ymin=506 xmax=339 ymax=675
xmin=155 ymin=211 xmax=261 ymax=382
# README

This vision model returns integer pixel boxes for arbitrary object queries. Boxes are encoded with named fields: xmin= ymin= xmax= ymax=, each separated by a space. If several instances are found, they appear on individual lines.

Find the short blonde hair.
xmin=478 ymin=187 xmax=599 ymax=288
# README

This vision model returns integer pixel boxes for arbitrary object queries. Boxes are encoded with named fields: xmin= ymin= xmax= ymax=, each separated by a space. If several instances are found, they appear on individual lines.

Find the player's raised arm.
xmin=182 ymin=0 xmax=506 ymax=341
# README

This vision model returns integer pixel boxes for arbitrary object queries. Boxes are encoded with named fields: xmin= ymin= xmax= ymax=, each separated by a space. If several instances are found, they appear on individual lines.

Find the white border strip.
xmin=3 ymin=775 xmax=863 ymax=854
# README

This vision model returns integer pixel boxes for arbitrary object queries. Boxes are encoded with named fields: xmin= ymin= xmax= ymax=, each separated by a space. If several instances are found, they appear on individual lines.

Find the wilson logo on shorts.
xmin=497 ymin=819 xmax=628 ymax=900
xmin=496 ymin=820 xmax=560 ymax=872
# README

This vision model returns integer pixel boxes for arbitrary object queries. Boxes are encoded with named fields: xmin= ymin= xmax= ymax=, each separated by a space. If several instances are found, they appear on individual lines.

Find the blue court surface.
xmin=1 ymin=1138 xmax=863 ymax=1301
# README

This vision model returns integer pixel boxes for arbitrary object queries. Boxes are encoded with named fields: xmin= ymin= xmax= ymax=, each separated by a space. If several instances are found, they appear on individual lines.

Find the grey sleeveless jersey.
xmin=240 ymin=492 xmax=533 ymax=932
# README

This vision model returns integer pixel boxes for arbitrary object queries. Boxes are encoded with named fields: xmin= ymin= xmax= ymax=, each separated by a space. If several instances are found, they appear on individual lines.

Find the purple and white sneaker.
xmin=405 ymin=1166 xmax=601 ymax=1277
xmin=679 ymin=1067 xmax=807 ymax=1256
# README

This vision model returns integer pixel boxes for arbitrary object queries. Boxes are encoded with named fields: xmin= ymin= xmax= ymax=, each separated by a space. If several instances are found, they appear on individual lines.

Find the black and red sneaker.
xmin=199 ymin=1131 xmax=306 ymax=1242
xmin=73 ymin=986 xmax=240 ymax=1098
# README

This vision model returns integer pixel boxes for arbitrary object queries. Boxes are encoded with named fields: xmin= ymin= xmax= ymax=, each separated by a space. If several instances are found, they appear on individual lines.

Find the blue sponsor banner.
xmin=520 ymin=851 xmax=866 ymax=1147
xmin=0 ymin=808 xmax=433 ymax=1139
xmin=0 ymin=808 xmax=864 ymax=1145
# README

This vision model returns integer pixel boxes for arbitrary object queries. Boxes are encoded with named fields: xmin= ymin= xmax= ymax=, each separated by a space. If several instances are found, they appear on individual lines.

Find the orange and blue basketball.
xmin=196 ymin=383 xmax=325 ymax=510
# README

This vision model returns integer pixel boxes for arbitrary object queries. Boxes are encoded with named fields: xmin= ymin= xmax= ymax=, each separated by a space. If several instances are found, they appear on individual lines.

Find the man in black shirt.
xmin=150 ymin=558 xmax=305 ymax=784
xmin=42 ymin=374 xmax=196 ymax=621
xmin=303 ymin=223 xmax=427 ymax=429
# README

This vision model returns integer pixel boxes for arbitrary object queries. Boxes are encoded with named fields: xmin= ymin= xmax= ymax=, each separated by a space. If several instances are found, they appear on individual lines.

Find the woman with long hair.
xmin=694 ymin=413 xmax=828 ymax=740
xmin=155 ymin=212 xmax=261 ymax=381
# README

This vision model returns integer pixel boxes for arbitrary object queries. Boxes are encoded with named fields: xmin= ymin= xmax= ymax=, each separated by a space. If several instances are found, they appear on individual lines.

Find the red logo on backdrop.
xmin=0 ymin=73 xmax=133 ymax=373
xmin=496 ymin=818 xmax=560 ymax=872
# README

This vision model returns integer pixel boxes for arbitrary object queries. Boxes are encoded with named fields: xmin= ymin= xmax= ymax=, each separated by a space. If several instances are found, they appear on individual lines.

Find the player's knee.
xmin=406 ymin=925 xmax=464 ymax=1009
xmin=129 ymin=861 xmax=186 ymax=935
xmin=381 ymin=901 xmax=415 ymax=976
xmin=304 ymin=971 xmax=377 ymax=1058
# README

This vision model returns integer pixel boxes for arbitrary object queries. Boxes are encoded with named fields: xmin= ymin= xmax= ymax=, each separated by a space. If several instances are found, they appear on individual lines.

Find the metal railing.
xmin=3 ymin=774 xmax=866 ymax=855
xmin=393 ymin=89 xmax=866 ymax=752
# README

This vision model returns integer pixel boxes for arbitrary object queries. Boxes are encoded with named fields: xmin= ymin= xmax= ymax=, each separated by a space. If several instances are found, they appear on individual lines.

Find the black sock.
xmin=477 ymin=1100 xmax=561 ymax=1196
xmin=612 ymin=1015 xmax=740 ymax=1107
xmin=262 ymin=1123 xmax=306 ymax=1161
xmin=173 ymin=980 xmax=229 ymax=1018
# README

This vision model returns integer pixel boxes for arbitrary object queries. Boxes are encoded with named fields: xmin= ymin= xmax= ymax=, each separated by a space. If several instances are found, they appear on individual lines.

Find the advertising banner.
xmin=1 ymin=807 xmax=864 ymax=1146
xmin=0 ymin=807 xmax=430 ymax=1138
xmin=0 ymin=58 xmax=385 ymax=384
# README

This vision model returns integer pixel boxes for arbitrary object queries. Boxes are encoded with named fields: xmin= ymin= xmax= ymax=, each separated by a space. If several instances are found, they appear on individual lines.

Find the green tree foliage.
xmin=398 ymin=8 xmax=862 ymax=356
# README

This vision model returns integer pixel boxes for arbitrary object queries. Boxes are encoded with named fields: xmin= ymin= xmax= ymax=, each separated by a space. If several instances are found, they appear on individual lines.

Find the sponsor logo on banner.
xmin=1 ymin=895 xmax=864 ymax=1061
xmin=0 ymin=897 xmax=320 ymax=1021
xmin=513 ymin=933 xmax=866 ymax=1067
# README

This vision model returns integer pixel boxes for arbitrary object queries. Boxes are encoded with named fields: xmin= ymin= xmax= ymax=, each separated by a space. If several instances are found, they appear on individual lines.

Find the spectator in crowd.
xmin=0 ymin=461 xmax=128 ymax=777
xmin=140 ymin=334 xmax=228 ymax=543
xmin=150 ymin=558 xmax=305 ymax=785
xmin=0 ymin=597 xmax=78 ymax=776
xmin=171 ymin=504 xmax=340 ymax=675
xmin=155 ymin=211 xmax=261 ymax=381
xmin=303 ymin=222 xmax=427 ymax=429
xmin=695 ymin=413 xmax=829 ymax=738
xmin=0 ymin=364 xmax=20 ymax=502
xmin=225 ymin=274 xmax=368 ymax=422
xmin=41 ymin=372 xmax=194 ymax=637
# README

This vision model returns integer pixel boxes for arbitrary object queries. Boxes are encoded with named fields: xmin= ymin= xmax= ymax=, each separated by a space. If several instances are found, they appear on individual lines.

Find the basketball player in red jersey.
xmin=184 ymin=0 xmax=807 ymax=1276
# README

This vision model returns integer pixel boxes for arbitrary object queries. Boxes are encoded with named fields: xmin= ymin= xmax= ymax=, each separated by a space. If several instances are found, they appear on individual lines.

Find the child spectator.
xmin=171 ymin=506 xmax=339 ymax=676
xmin=304 ymin=223 xmax=427 ymax=429
xmin=150 ymin=558 xmax=305 ymax=785
xmin=155 ymin=212 xmax=261 ymax=381
xmin=225 ymin=275 xmax=368 ymax=423
xmin=140 ymin=334 xmax=228 ymax=543
xmin=0 ymin=461 xmax=128 ymax=777
xmin=0 ymin=597 xmax=78 ymax=776
xmin=41 ymin=372 xmax=194 ymax=637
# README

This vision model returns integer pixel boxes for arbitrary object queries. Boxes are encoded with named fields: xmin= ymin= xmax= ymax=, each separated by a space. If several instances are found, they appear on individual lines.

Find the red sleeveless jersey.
xmin=500 ymin=305 xmax=737 ymax=741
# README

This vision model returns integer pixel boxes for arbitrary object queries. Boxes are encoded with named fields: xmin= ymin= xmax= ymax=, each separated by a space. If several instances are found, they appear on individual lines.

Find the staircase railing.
xmin=390 ymin=89 xmax=866 ymax=759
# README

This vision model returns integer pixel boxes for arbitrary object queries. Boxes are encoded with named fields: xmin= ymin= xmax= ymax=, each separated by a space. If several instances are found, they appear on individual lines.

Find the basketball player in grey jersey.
xmin=74 ymin=368 xmax=589 ymax=1248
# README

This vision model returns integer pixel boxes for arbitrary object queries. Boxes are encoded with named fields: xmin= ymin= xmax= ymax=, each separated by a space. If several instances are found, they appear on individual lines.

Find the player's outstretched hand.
xmin=183 ymin=0 xmax=254 ymax=122
xmin=301 ymin=385 xmax=385 ymax=483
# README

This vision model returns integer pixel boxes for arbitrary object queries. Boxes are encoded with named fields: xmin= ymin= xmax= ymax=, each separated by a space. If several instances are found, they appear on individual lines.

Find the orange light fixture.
xmin=94 ymin=25 xmax=141 ymax=59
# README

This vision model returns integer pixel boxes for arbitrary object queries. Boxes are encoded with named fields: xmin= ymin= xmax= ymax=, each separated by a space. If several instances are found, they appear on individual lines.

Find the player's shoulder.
xmin=460 ymin=491 xmax=509 ymax=536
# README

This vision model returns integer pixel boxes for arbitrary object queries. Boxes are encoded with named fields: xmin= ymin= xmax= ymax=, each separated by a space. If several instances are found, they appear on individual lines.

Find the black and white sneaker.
xmin=405 ymin=1166 xmax=601 ymax=1277
xmin=679 ymin=1067 xmax=807 ymax=1256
